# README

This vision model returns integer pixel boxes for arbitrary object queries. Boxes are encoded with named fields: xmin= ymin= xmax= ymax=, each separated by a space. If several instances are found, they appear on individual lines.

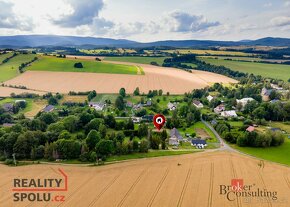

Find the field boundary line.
xmin=207 ymin=162 xmax=214 ymax=207
xmin=57 ymin=172 xmax=97 ymax=207
xmin=88 ymin=172 xmax=122 ymax=207
xmin=117 ymin=168 xmax=147 ymax=207
xmin=256 ymin=168 xmax=272 ymax=207
xmin=147 ymin=167 xmax=170 ymax=207
xmin=177 ymin=167 xmax=192 ymax=207
xmin=284 ymin=171 xmax=290 ymax=189
xmin=229 ymin=156 xmax=241 ymax=207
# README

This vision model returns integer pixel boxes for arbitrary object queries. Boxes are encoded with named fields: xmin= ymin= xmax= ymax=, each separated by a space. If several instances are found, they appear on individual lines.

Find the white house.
xmin=191 ymin=140 xmax=207 ymax=149
xmin=236 ymin=98 xmax=254 ymax=108
xmin=192 ymin=100 xmax=204 ymax=108
xmin=89 ymin=102 xmax=106 ymax=111
xmin=207 ymin=95 xmax=214 ymax=102
xmin=15 ymin=100 xmax=26 ymax=104
xmin=132 ymin=117 xmax=141 ymax=123
xmin=167 ymin=102 xmax=177 ymax=111
xmin=221 ymin=110 xmax=238 ymax=118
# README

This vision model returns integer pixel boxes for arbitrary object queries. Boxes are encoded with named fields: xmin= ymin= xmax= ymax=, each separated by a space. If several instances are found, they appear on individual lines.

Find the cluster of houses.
xmin=169 ymin=128 xmax=208 ymax=149
xmin=261 ymin=84 xmax=289 ymax=102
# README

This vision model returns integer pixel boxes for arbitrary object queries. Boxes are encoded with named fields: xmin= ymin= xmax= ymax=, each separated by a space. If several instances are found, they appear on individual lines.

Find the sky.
xmin=0 ymin=0 xmax=290 ymax=42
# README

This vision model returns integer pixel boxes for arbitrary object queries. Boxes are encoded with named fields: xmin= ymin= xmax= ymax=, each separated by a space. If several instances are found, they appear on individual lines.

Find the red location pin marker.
xmin=153 ymin=114 xmax=166 ymax=130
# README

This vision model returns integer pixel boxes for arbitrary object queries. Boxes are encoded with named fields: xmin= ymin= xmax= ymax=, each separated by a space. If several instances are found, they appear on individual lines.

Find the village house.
xmin=42 ymin=105 xmax=55 ymax=113
xmin=141 ymin=115 xmax=154 ymax=122
xmin=270 ymin=83 xmax=283 ymax=90
xmin=191 ymin=139 xmax=207 ymax=149
xmin=89 ymin=102 xmax=106 ymax=111
xmin=126 ymin=101 xmax=133 ymax=108
xmin=169 ymin=128 xmax=183 ymax=146
xmin=221 ymin=110 xmax=238 ymax=118
xmin=192 ymin=100 xmax=204 ymax=108
xmin=15 ymin=100 xmax=26 ymax=104
xmin=261 ymin=87 xmax=272 ymax=102
xmin=246 ymin=126 xmax=255 ymax=132
xmin=214 ymin=104 xmax=225 ymax=114
xmin=2 ymin=123 xmax=15 ymax=127
xmin=167 ymin=102 xmax=177 ymax=111
xmin=2 ymin=103 xmax=14 ymax=112
xmin=236 ymin=97 xmax=254 ymax=108
xmin=144 ymin=100 xmax=152 ymax=107
xmin=207 ymin=95 xmax=215 ymax=102
xmin=132 ymin=117 xmax=141 ymax=123
xmin=133 ymin=103 xmax=143 ymax=110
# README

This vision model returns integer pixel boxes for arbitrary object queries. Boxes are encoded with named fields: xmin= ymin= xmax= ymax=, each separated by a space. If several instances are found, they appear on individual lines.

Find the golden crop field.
xmin=0 ymin=151 xmax=289 ymax=207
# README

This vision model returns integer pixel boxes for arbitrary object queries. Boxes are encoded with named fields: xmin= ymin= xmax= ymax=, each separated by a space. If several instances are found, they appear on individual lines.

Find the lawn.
xmin=200 ymin=58 xmax=290 ymax=81
xmin=28 ymin=56 xmax=139 ymax=75
xmin=179 ymin=121 xmax=218 ymax=142
xmin=233 ymin=139 xmax=290 ymax=166
xmin=0 ymin=54 xmax=37 ymax=82
xmin=91 ymin=94 xmax=119 ymax=103
xmin=269 ymin=122 xmax=290 ymax=133
xmin=106 ymin=150 xmax=199 ymax=162
xmin=0 ymin=53 xmax=13 ymax=63
xmin=104 ymin=56 xmax=167 ymax=65
xmin=228 ymin=121 xmax=244 ymax=127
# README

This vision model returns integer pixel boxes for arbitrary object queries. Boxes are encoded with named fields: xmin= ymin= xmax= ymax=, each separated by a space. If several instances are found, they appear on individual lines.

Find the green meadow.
xmin=0 ymin=54 xmax=37 ymax=82
xmin=104 ymin=56 xmax=167 ymax=65
xmin=233 ymin=139 xmax=290 ymax=166
xmin=29 ymin=56 xmax=139 ymax=75
xmin=200 ymin=58 xmax=290 ymax=81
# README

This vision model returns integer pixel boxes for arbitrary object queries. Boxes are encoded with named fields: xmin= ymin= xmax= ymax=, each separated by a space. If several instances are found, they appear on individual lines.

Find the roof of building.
xmin=192 ymin=100 xmax=202 ymax=106
xmin=192 ymin=139 xmax=207 ymax=145
xmin=170 ymin=128 xmax=183 ymax=140
xmin=2 ymin=123 xmax=15 ymax=127
xmin=43 ymin=105 xmax=55 ymax=112
xmin=237 ymin=98 xmax=254 ymax=103
xmin=221 ymin=110 xmax=237 ymax=117
xmin=261 ymin=88 xmax=272 ymax=96
xmin=270 ymin=99 xmax=280 ymax=103
xmin=2 ymin=103 xmax=13 ymax=111
xmin=246 ymin=126 xmax=255 ymax=132
xmin=271 ymin=128 xmax=281 ymax=132
xmin=15 ymin=100 xmax=26 ymax=103
xmin=146 ymin=100 xmax=152 ymax=106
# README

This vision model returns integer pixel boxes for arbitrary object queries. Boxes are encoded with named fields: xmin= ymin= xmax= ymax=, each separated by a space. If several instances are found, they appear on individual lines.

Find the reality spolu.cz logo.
xmin=219 ymin=179 xmax=282 ymax=204
xmin=12 ymin=168 xmax=68 ymax=203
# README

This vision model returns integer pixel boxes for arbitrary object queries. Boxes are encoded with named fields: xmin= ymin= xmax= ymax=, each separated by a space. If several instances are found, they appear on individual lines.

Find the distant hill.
xmin=0 ymin=35 xmax=137 ymax=48
xmin=0 ymin=35 xmax=290 ymax=48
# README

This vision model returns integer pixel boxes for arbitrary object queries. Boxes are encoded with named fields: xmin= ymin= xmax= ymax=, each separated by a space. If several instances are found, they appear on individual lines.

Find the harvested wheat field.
xmin=0 ymin=151 xmax=289 ymax=207
xmin=4 ymin=62 xmax=237 ymax=94
xmin=0 ymin=87 xmax=45 ymax=97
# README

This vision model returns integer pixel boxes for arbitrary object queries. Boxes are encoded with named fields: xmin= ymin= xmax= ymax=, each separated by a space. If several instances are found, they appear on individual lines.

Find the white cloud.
xmin=285 ymin=1 xmax=290 ymax=6
xmin=165 ymin=11 xmax=220 ymax=33
xmin=0 ymin=1 xmax=34 ymax=30
xmin=52 ymin=0 xmax=108 ymax=27
xmin=270 ymin=16 xmax=290 ymax=27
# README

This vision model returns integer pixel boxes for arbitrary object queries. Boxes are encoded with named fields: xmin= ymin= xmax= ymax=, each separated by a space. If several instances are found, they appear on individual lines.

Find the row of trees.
xmin=214 ymin=122 xmax=285 ymax=147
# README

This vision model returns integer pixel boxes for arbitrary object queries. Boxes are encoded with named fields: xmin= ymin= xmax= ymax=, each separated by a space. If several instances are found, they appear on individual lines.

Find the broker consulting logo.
xmin=12 ymin=168 xmax=68 ymax=203
xmin=219 ymin=179 xmax=287 ymax=204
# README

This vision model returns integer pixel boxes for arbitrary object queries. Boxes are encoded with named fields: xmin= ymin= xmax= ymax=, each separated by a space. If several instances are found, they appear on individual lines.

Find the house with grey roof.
xmin=2 ymin=103 xmax=14 ymax=112
xmin=42 ymin=105 xmax=55 ymax=112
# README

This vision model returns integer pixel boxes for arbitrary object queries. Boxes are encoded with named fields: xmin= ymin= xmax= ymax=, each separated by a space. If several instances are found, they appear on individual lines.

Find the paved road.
xmin=201 ymin=117 xmax=236 ymax=152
